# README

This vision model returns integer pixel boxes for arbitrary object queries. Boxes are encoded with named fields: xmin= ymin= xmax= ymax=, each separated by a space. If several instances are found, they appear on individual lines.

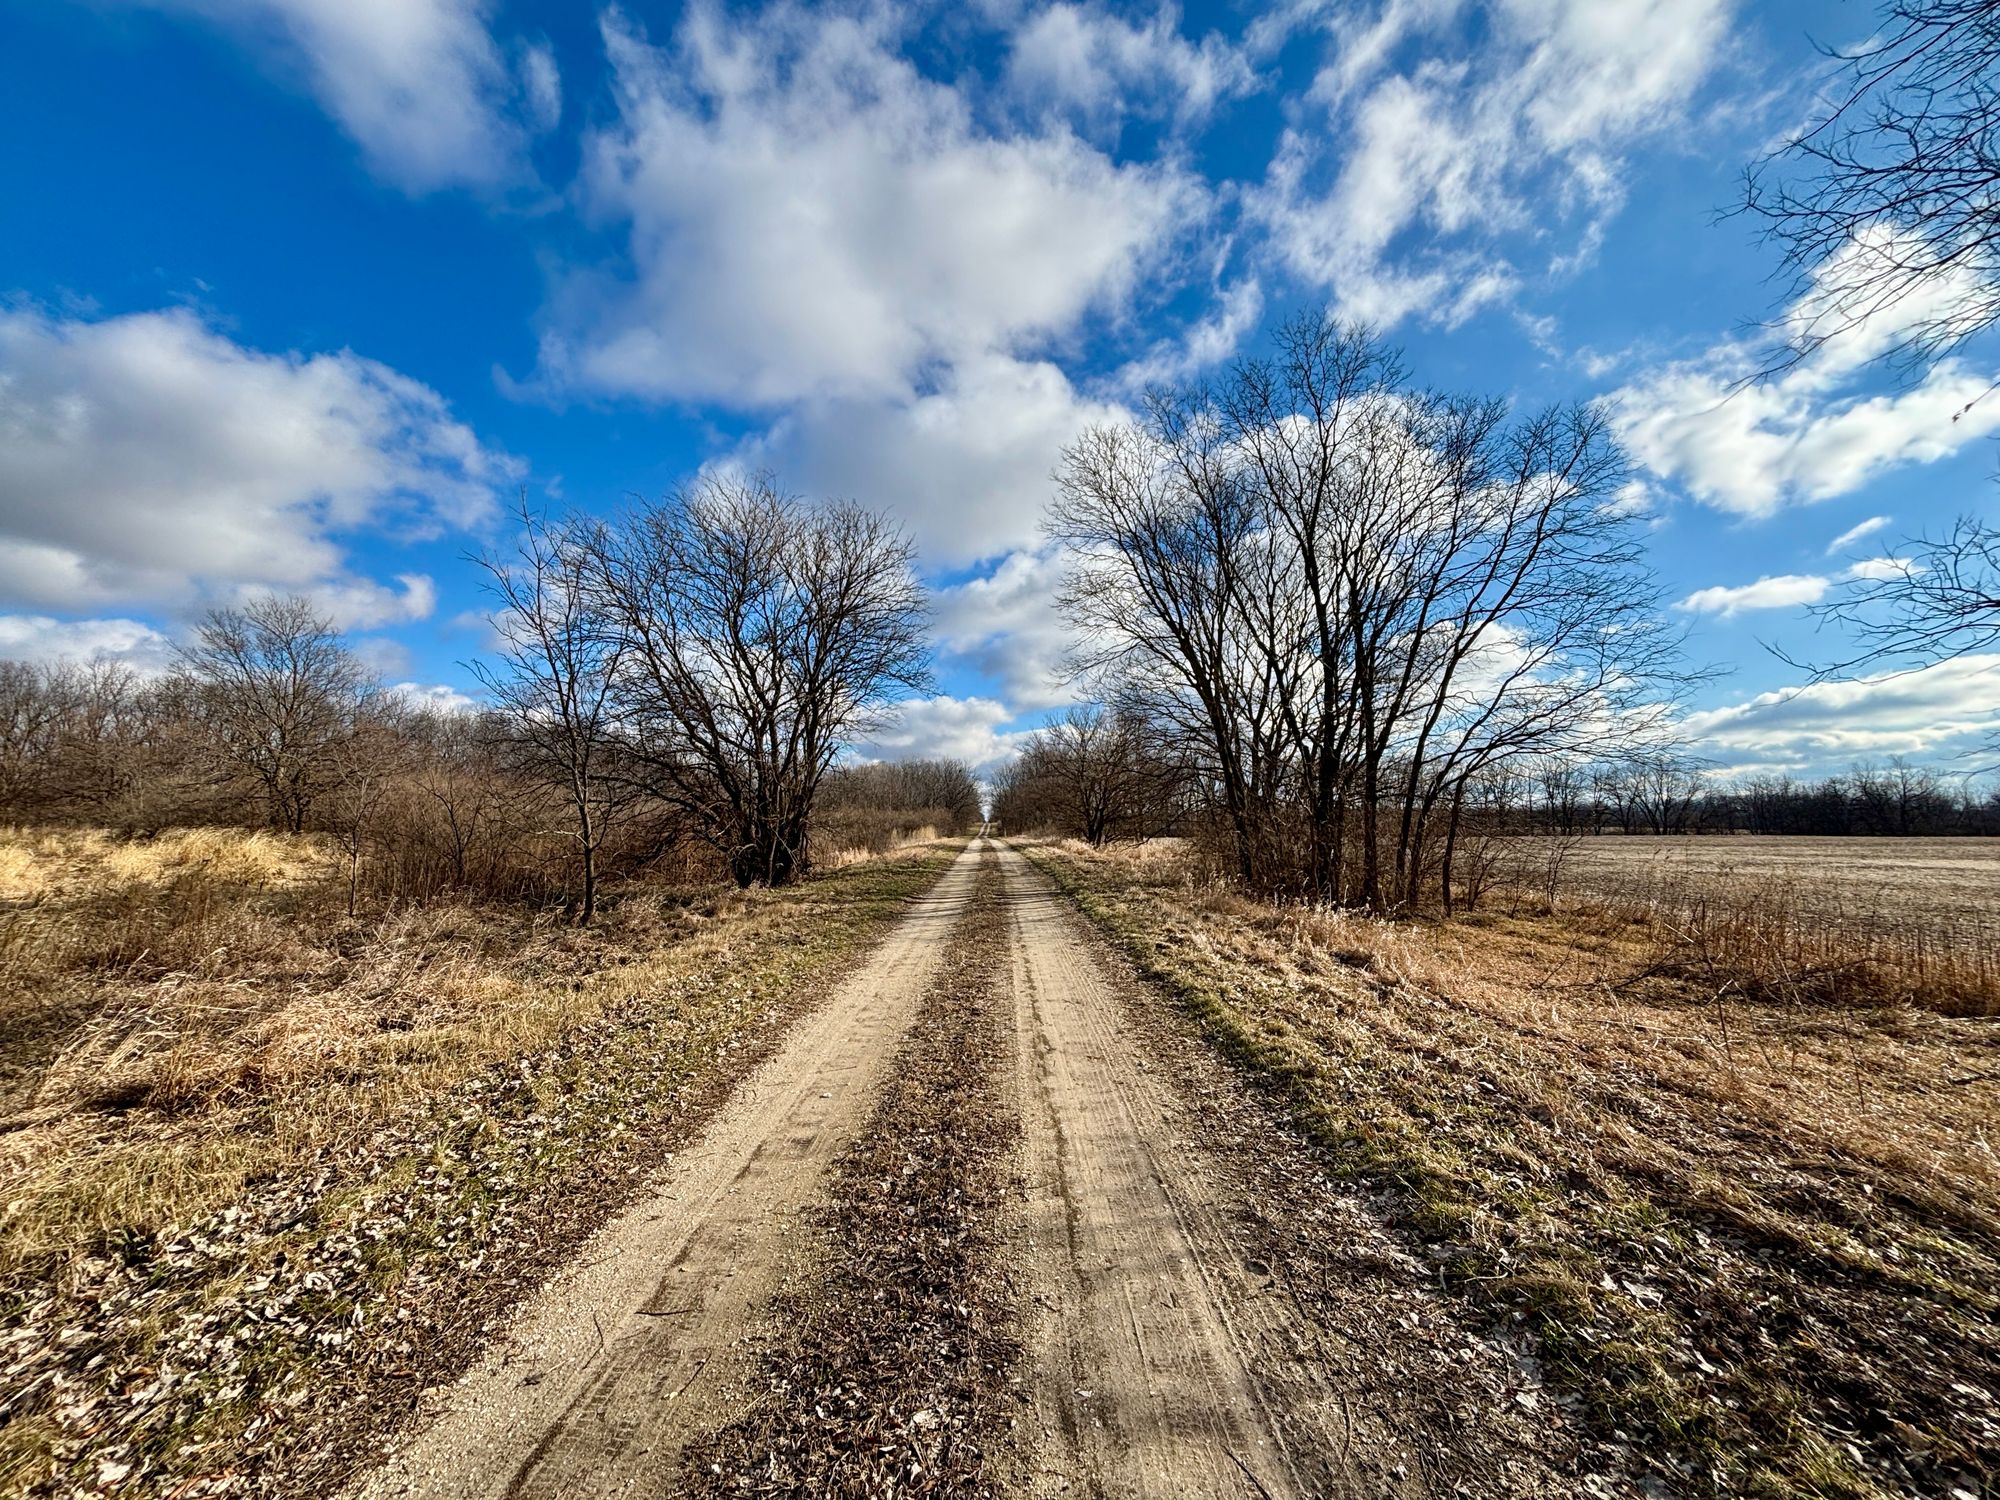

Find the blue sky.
xmin=4 ymin=0 xmax=1998 ymax=777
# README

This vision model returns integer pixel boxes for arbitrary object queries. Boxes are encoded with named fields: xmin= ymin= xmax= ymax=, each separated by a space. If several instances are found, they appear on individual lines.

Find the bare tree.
xmin=1052 ymin=316 xmax=1684 ymax=909
xmin=175 ymin=596 xmax=367 ymax=833
xmin=471 ymin=502 xmax=628 ymax=924
xmin=409 ymin=710 xmax=508 ymax=889
xmin=1790 ymin=516 xmax=2000 ymax=761
xmin=819 ymin=758 xmax=982 ymax=835
xmin=1744 ymin=0 xmax=2000 ymax=373
xmin=1808 ymin=516 xmax=2000 ymax=659
xmin=996 ymin=705 xmax=1170 ymax=845
xmin=591 ymin=475 xmax=931 ymax=887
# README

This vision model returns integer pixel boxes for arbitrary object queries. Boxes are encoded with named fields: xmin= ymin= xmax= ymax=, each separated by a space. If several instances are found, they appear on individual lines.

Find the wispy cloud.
xmin=1676 ymin=574 xmax=1829 ymax=617
xmin=1826 ymin=515 xmax=1890 ymax=554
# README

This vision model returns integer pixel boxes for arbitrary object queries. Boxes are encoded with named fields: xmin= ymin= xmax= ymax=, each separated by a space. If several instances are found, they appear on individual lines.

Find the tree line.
xmin=0 ymin=476 xmax=978 ymax=920
xmin=996 ymin=733 xmax=1999 ymax=846
xmin=1527 ymin=754 xmax=2000 ymax=838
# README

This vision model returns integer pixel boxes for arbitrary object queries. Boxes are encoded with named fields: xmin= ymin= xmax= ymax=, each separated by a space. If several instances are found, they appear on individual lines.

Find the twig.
xmin=1228 ymin=1448 xmax=1279 ymax=1500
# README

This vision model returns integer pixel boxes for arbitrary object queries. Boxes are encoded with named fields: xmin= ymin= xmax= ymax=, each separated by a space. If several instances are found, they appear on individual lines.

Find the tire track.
xmin=686 ymin=846 xmax=1017 ymax=1494
xmin=351 ymin=844 xmax=984 ymax=1500
xmin=998 ymin=842 xmax=1370 ymax=1499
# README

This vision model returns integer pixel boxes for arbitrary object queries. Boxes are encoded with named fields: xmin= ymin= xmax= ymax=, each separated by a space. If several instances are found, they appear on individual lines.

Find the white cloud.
xmin=852 ymin=695 xmax=1034 ymax=776
xmin=299 ymin=573 xmax=439 ymax=630
xmin=131 ymin=0 xmax=557 ymax=191
xmin=1611 ymin=351 xmax=2000 ymax=517
xmin=1843 ymin=556 xmax=1918 ymax=582
xmin=1682 ymin=655 xmax=2000 ymax=768
xmin=1826 ymin=515 xmax=1890 ymax=554
xmin=537 ymin=3 xmax=1201 ymax=407
xmin=1613 ymin=226 xmax=2000 ymax=516
xmin=1675 ymin=574 xmax=1829 ymax=617
xmin=1005 ymin=4 xmax=1257 ymax=135
xmin=0 ymin=615 xmax=177 ymax=674
xmin=0 ymin=306 xmax=514 ymax=615
xmin=1251 ymin=0 xmax=1730 ymax=324
xmin=1113 ymin=277 xmax=1265 ymax=392
xmin=931 ymin=549 xmax=1082 ymax=712
xmin=391 ymin=681 xmax=482 ymax=714
xmin=725 ymin=355 xmax=1125 ymax=567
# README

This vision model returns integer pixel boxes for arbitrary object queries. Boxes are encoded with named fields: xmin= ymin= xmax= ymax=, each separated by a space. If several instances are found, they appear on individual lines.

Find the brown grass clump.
xmin=1034 ymin=837 xmax=2000 ymax=1500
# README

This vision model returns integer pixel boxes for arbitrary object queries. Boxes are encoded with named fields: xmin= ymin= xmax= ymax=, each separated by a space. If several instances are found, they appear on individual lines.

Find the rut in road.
xmin=354 ymin=844 xmax=984 ymax=1500
xmin=356 ymin=840 xmax=1566 ymax=1498
xmin=997 ymin=840 xmax=1363 ymax=1499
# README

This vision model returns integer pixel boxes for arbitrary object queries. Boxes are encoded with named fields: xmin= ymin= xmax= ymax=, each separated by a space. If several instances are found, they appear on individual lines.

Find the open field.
xmin=1554 ymin=834 xmax=2000 ymax=927
xmin=1491 ymin=834 xmax=2000 ymax=1017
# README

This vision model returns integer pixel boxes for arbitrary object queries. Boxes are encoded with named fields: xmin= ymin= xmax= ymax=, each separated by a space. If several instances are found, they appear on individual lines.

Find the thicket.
xmin=0 ymin=480 xmax=979 ymax=919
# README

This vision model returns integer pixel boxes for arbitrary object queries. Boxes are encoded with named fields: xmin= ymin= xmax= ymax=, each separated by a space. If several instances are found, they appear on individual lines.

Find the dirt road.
xmin=355 ymin=840 xmax=1569 ymax=1498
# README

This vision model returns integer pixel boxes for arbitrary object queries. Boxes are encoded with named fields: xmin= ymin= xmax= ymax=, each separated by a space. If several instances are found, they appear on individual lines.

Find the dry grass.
xmin=1497 ymin=835 xmax=2000 ymax=1016
xmin=0 ymin=824 xmax=963 ymax=1498
xmin=819 ymin=823 xmax=941 ymax=869
xmin=1034 ymin=836 xmax=2000 ymax=1500
xmin=0 ymin=824 xmax=952 ymax=1286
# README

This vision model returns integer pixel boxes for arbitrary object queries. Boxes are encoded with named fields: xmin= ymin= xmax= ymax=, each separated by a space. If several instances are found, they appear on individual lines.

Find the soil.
xmin=348 ymin=842 xmax=1603 ymax=1498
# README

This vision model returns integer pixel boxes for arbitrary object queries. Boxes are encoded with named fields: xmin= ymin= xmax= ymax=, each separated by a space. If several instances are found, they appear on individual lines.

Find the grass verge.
xmin=1024 ymin=839 xmax=2000 ymax=1500
xmin=0 ymin=831 xmax=962 ymax=1499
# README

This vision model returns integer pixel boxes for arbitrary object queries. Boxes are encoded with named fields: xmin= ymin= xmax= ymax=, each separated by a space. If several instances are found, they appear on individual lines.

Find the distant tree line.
xmin=0 ymin=476 xmax=977 ymax=920
xmin=1522 ymin=754 xmax=2000 ymax=838
xmin=996 ymin=735 xmax=1999 ymax=848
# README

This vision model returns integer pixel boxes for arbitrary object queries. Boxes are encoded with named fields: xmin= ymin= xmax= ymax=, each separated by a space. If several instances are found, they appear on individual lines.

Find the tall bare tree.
xmin=471 ymin=502 xmax=628 ymax=924
xmin=591 ymin=475 xmax=931 ymax=887
xmin=1052 ymin=316 xmax=1683 ymax=909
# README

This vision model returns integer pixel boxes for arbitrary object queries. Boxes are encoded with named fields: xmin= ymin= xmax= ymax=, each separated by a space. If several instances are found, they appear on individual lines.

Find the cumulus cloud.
xmin=725 ymin=356 xmax=1124 ymax=566
xmin=1675 ymin=574 xmax=1829 ymax=617
xmin=1613 ymin=229 xmax=2000 ymax=516
xmin=851 ymin=695 xmax=1034 ymax=775
xmin=0 ymin=306 xmax=515 ymax=616
xmin=1251 ymin=0 xmax=1731 ymax=324
xmin=1682 ymin=655 xmax=2000 ymax=768
xmin=931 ymin=549 xmax=1082 ymax=712
xmin=130 ymin=0 xmax=558 ymax=191
xmin=537 ymin=4 xmax=1201 ymax=407
xmin=1005 ymin=4 xmax=1257 ymax=135
xmin=0 ymin=615 xmax=177 ymax=673
xmin=391 ymin=681 xmax=482 ymax=714
xmin=1611 ymin=353 xmax=2000 ymax=517
xmin=296 ymin=573 xmax=439 ymax=630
